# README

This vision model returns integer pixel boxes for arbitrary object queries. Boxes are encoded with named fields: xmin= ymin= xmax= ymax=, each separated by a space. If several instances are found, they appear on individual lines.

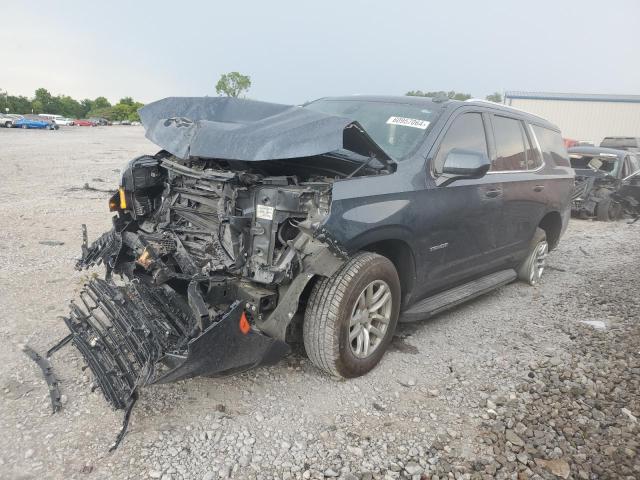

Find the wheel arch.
xmin=538 ymin=211 xmax=563 ymax=251
xmin=359 ymin=238 xmax=417 ymax=306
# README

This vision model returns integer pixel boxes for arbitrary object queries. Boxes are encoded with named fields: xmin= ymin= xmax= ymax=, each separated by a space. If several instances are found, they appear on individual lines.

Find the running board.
xmin=399 ymin=269 xmax=517 ymax=323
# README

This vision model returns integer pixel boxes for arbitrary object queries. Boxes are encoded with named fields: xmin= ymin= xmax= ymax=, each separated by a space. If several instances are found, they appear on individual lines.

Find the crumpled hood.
xmin=138 ymin=97 xmax=393 ymax=166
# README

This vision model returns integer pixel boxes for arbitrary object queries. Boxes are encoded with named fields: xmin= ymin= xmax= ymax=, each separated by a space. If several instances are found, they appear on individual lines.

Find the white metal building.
xmin=503 ymin=91 xmax=640 ymax=145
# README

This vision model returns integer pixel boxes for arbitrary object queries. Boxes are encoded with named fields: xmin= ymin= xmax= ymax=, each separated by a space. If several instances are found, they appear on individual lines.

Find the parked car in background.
xmin=131 ymin=121 xmax=141 ymax=126
xmin=53 ymin=117 xmax=75 ymax=126
xmin=120 ymin=119 xmax=131 ymax=125
xmin=612 ymin=170 xmax=640 ymax=220
xmin=0 ymin=113 xmax=15 ymax=128
xmin=74 ymin=119 xmax=97 ymax=126
xmin=111 ymin=120 xmax=122 ymax=125
xmin=13 ymin=116 xmax=59 ymax=130
xmin=569 ymin=146 xmax=640 ymax=220
xmin=600 ymin=137 xmax=640 ymax=152
xmin=89 ymin=117 xmax=111 ymax=126
xmin=38 ymin=114 xmax=63 ymax=122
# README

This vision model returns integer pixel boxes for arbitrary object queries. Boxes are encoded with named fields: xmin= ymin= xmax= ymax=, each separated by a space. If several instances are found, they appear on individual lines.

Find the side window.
xmin=531 ymin=125 xmax=570 ymax=167
xmin=491 ymin=115 xmax=528 ymax=171
xmin=524 ymin=124 xmax=543 ymax=170
xmin=434 ymin=113 xmax=488 ymax=173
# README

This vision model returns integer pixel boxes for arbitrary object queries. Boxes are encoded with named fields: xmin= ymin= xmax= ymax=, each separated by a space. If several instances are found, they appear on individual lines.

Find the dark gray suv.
xmin=44 ymin=95 xmax=573 ymax=414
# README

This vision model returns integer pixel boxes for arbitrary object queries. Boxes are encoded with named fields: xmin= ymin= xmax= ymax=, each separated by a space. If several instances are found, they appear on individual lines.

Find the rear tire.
xmin=21 ymin=124 xmax=27 ymax=129
xmin=303 ymin=252 xmax=400 ymax=378
xmin=596 ymin=196 xmax=622 ymax=221
xmin=517 ymin=228 xmax=548 ymax=286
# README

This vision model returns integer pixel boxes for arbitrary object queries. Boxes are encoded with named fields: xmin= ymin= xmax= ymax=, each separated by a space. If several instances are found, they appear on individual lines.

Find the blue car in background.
xmin=13 ymin=116 xmax=59 ymax=130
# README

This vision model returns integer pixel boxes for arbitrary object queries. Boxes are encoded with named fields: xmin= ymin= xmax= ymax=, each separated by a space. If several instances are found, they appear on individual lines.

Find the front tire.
xmin=596 ymin=196 xmax=622 ymax=221
xmin=303 ymin=252 xmax=400 ymax=378
xmin=517 ymin=228 xmax=548 ymax=286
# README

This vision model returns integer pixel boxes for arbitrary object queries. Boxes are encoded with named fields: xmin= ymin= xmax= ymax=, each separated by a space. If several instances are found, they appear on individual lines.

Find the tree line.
xmin=0 ymin=88 xmax=144 ymax=121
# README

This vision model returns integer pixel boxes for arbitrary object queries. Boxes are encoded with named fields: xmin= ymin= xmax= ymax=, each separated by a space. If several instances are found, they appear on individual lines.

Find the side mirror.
xmin=437 ymin=148 xmax=491 ymax=186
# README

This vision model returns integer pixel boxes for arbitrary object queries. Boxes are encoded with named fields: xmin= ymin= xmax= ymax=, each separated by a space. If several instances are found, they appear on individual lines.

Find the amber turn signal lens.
xmin=239 ymin=312 xmax=251 ymax=335
xmin=118 ymin=187 xmax=127 ymax=210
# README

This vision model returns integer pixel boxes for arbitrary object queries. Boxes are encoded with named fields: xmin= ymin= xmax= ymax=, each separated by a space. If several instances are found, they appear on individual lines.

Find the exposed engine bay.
xmin=72 ymin=153 xmax=354 ymax=409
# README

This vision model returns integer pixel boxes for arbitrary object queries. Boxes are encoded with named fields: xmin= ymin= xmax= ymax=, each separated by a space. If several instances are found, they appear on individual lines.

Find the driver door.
xmin=415 ymin=110 xmax=504 ymax=297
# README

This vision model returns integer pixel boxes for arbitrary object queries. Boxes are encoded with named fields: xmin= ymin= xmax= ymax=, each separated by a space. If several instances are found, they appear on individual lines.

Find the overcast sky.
xmin=2 ymin=0 xmax=639 ymax=105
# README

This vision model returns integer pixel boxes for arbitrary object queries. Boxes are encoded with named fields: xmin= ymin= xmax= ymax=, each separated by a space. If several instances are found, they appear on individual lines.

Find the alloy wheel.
xmin=529 ymin=241 xmax=548 ymax=285
xmin=348 ymin=280 xmax=392 ymax=358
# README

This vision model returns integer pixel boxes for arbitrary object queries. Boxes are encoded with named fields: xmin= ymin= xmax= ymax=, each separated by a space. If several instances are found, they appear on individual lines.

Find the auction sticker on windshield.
xmin=386 ymin=116 xmax=430 ymax=129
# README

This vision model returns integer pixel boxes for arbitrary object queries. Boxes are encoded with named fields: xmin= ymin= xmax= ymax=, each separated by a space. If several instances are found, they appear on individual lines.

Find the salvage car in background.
xmin=0 ymin=113 xmax=14 ymax=128
xmin=600 ymin=136 xmax=640 ymax=153
xmin=37 ymin=94 xmax=572 ymax=435
xmin=13 ymin=116 xmax=59 ymax=130
xmin=569 ymin=146 xmax=640 ymax=220
xmin=74 ymin=119 xmax=96 ymax=126
xmin=53 ymin=117 xmax=75 ymax=126
xmin=612 ymin=169 xmax=640 ymax=221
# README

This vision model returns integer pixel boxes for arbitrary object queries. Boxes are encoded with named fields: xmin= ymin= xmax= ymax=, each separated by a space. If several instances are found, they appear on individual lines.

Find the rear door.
xmin=485 ymin=114 xmax=546 ymax=264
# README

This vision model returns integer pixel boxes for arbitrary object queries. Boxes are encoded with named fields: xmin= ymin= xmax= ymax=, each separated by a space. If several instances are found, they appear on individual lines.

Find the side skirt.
xmin=399 ymin=269 xmax=517 ymax=323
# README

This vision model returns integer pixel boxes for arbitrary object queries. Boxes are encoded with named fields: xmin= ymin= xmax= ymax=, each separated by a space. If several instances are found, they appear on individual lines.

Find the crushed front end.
xmin=571 ymin=173 xmax=618 ymax=217
xmin=71 ymin=152 xmax=348 ymax=409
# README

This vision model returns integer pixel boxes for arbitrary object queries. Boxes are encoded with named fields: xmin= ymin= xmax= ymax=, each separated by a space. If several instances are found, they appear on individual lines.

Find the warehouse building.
xmin=504 ymin=91 xmax=640 ymax=145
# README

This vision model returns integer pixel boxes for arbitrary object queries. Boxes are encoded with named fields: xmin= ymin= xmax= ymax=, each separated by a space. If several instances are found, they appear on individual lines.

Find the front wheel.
xmin=21 ymin=124 xmax=28 ymax=129
xmin=596 ymin=196 xmax=622 ymax=221
xmin=517 ymin=228 xmax=548 ymax=286
xmin=303 ymin=252 xmax=400 ymax=378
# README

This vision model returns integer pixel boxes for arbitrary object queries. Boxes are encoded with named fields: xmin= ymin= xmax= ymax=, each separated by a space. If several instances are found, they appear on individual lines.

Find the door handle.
xmin=533 ymin=185 xmax=545 ymax=192
xmin=484 ymin=189 xmax=501 ymax=198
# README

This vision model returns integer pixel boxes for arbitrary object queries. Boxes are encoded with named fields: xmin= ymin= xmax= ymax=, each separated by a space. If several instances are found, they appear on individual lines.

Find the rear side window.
xmin=434 ymin=113 xmax=488 ymax=173
xmin=532 ymin=125 xmax=569 ymax=167
xmin=491 ymin=116 xmax=528 ymax=171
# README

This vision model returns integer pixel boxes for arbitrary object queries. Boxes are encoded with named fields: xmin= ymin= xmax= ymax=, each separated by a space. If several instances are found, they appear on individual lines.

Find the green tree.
xmin=33 ymin=88 xmax=61 ymax=113
xmin=93 ymin=96 xmax=111 ymax=109
xmin=80 ymin=99 xmax=94 ymax=117
xmin=485 ymin=92 xmax=503 ymax=103
xmin=119 ymin=96 xmax=134 ymax=106
xmin=57 ymin=95 xmax=84 ymax=118
xmin=215 ymin=72 xmax=251 ymax=97
xmin=406 ymin=90 xmax=472 ymax=101
xmin=4 ymin=95 xmax=32 ymax=114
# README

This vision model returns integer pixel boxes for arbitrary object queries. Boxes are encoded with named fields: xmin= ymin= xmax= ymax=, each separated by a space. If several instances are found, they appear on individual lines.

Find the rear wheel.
xmin=517 ymin=228 xmax=548 ymax=286
xmin=21 ymin=124 xmax=27 ymax=129
xmin=596 ymin=196 xmax=622 ymax=221
xmin=303 ymin=252 xmax=400 ymax=378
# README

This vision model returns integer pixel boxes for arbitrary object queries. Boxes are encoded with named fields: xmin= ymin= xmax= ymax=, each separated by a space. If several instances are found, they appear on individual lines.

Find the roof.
xmin=505 ymin=91 xmax=640 ymax=104
xmin=313 ymin=95 xmax=443 ymax=106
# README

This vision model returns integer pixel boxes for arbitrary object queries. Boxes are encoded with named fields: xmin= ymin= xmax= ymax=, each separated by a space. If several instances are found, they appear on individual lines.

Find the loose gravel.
xmin=0 ymin=127 xmax=638 ymax=479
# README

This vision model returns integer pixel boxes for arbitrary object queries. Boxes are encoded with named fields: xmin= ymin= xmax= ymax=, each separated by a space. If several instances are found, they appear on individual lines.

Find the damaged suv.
xmin=569 ymin=146 xmax=640 ymax=220
xmin=47 ymin=96 xmax=572 ymax=421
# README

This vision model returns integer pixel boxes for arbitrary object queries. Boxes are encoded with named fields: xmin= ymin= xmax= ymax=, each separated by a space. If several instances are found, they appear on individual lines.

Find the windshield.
xmin=305 ymin=99 xmax=440 ymax=160
xmin=570 ymin=154 xmax=620 ymax=176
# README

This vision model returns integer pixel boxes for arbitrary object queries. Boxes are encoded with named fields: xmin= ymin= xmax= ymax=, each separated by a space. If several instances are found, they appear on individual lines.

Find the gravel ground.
xmin=0 ymin=127 xmax=638 ymax=480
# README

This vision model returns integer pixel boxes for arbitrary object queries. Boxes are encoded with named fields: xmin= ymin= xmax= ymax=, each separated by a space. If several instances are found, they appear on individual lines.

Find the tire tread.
xmin=303 ymin=252 xmax=384 ymax=377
